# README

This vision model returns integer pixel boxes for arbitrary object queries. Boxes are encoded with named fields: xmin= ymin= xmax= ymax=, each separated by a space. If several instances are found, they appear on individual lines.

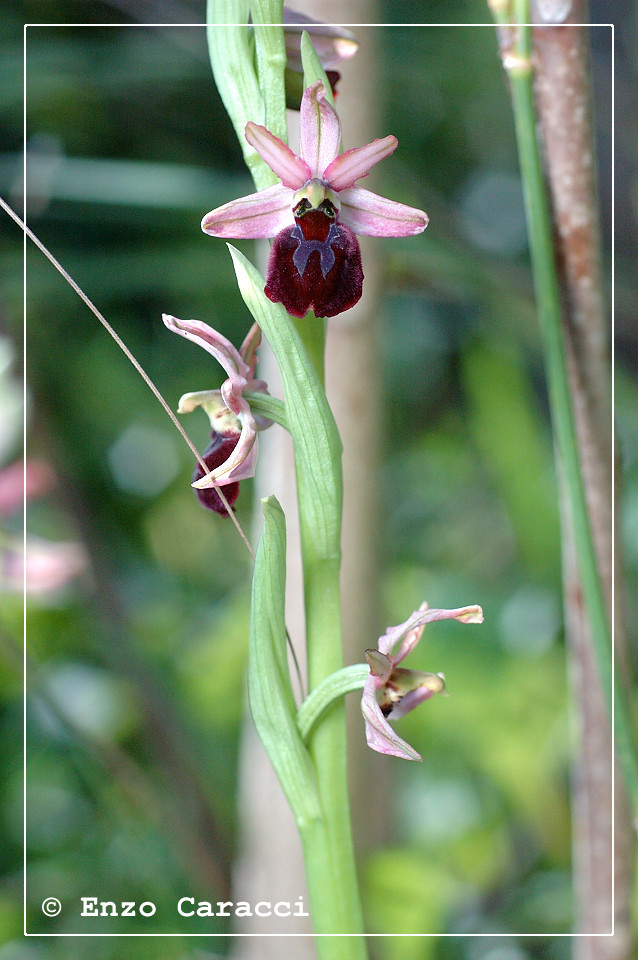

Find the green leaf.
xmin=228 ymin=245 xmax=343 ymax=559
xmin=300 ymin=31 xmax=335 ymax=107
xmin=206 ymin=1 xmax=275 ymax=190
xmin=248 ymin=496 xmax=322 ymax=825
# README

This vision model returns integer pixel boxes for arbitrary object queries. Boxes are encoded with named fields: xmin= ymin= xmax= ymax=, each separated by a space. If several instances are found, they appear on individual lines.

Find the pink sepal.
xmin=322 ymin=136 xmax=397 ymax=190
xmin=361 ymin=675 xmax=423 ymax=761
xmin=339 ymin=186 xmax=429 ymax=237
xmin=245 ymin=122 xmax=311 ymax=189
xmin=163 ymin=314 xmax=271 ymax=488
xmin=361 ymin=603 xmax=483 ymax=761
xmin=201 ymin=183 xmax=294 ymax=239
xmin=299 ymin=81 xmax=341 ymax=177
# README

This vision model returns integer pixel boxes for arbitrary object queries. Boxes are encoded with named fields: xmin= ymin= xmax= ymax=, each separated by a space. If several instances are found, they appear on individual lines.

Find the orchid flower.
xmin=362 ymin=602 xmax=484 ymax=761
xmin=162 ymin=314 xmax=271 ymax=515
xmin=202 ymin=81 xmax=428 ymax=319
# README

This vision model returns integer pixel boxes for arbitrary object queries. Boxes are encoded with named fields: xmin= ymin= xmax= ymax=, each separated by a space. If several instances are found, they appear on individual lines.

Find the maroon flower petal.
xmin=192 ymin=433 xmax=240 ymax=516
xmin=326 ymin=70 xmax=341 ymax=97
xmin=264 ymin=212 xmax=363 ymax=318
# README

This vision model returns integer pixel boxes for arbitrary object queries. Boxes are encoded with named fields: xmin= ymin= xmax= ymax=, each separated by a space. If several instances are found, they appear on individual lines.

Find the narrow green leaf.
xmin=228 ymin=244 xmax=343 ymax=559
xmin=300 ymin=30 xmax=335 ymax=107
xmin=206 ymin=1 xmax=275 ymax=191
xmin=249 ymin=496 xmax=322 ymax=825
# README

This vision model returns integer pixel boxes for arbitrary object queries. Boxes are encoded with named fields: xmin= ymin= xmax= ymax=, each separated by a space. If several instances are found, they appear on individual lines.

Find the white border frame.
xmin=22 ymin=18 xmax=615 ymax=941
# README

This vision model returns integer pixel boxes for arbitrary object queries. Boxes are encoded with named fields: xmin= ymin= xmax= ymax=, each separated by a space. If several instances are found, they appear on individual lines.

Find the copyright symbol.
xmin=42 ymin=897 xmax=61 ymax=917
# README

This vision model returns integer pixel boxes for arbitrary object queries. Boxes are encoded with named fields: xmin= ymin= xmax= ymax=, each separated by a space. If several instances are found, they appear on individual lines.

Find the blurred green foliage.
xmin=1 ymin=2 xmax=634 ymax=958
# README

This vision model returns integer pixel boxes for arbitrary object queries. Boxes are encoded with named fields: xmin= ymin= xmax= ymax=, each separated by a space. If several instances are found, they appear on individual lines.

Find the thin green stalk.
xmin=292 ymin=312 xmax=327 ymax=386
xmin=248 ymin=12 xmax=364 ymax=945
xmin=248 ymin=497 xmax=363 ymax=956
xmin=206 ymin=8 xmax=366 ymax=947
xmin=285 ymin=203 xmax=362 ymax=946
xmin=285 ymin=32 xmax=354 ymax=915
xmin=230 ymin=248 xmax=366 ymax=953
xmin=298 ymin=538 xmax=366 ymax=948
xmin=504 ymin=3 xmax=638 ymax=812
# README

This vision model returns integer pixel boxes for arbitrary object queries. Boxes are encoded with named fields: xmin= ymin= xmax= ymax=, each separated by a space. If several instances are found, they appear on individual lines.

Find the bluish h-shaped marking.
xmin=291 ymin=222 xmax=340 ymax=279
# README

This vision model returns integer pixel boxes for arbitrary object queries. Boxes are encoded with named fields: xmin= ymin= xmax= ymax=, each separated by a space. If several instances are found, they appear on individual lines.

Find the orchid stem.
xmin=206 ymin=7 xmax=366 ymax=951
xmin=292 ymin=313 xmax=327 ymax=386
xmin=247 ymin=13 xmax=366 ymax=948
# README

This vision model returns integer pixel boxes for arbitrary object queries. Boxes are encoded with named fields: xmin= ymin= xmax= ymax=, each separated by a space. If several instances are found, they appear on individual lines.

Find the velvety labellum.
xmin=265 ymin=207 xmax=363 ymax=319
xmin=193 ymin=432 xmax=240 ymax=515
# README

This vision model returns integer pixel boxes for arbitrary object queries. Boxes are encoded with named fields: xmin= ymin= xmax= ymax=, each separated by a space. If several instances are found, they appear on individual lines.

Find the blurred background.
xmin=1 ymin=1 xmax=636 ymax=958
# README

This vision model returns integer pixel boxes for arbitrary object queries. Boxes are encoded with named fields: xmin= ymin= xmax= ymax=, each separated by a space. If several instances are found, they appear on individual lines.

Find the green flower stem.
xmin=243 ymin=18 xmax=363 ymax=944
xmin=230 ymin=248 xmax=366 ymax=954
xmin=207 ymin=9 xmax=366 ymax=948
xmin=288 ymin=32 xmax=363 ymax=937
xmin=292 ymin=313 xmax=327 ymax=386
xmin=503 ymin=3 xmax=638 ymax=812
xmin=284 ymin=355 xmax=365 ymax=952
xmin=248 ymin=498 xmax=365 ymax=957
xmin=246 ymin=498 xmax=384 ymax=959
